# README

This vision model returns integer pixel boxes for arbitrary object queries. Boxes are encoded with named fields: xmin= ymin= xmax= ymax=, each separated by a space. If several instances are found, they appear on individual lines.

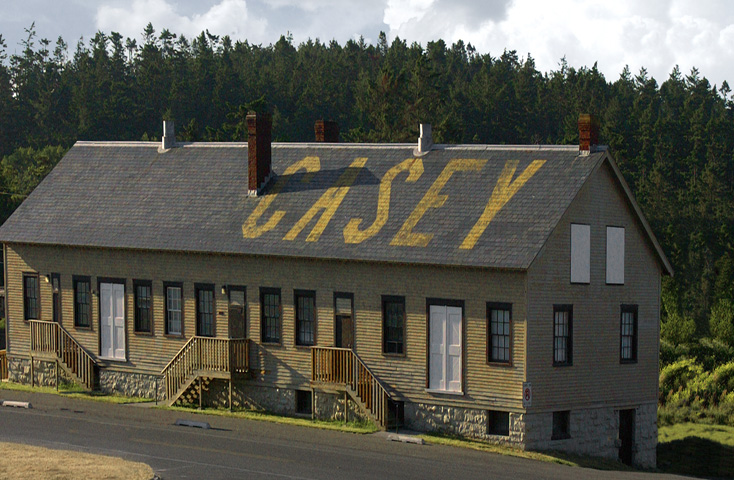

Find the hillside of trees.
xmin=1 ymin=24 xmax=734 ymax=339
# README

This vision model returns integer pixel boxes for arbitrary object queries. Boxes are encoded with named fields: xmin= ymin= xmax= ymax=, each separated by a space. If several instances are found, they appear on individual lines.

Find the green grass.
xmin=161 ymin=404 xmax=378 ymax=434
xmin=658 ymin=422 xmax=734 ymax=478
xmin=417 ymin=433 xmax=636 ymax=471
xmin=0 ymin=380 xmax=153 ymax=404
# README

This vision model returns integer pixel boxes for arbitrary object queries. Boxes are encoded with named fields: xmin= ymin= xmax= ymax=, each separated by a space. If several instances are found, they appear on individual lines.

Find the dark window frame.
xmin=620 ymin=304 xmax=638 ymax=364
xmin=73 ymin=275 xmax=92 ymax=329
xmin=553 ymin=304 xmax=573 ymax=367
xmin=133 ymin=280 xmax=153 ymax=334
xmin=227 ymin=285 xmax=247 ymax=339
xmin=163 ymin=281 xmax=184 ymax=337
xmin=552 ymin=410 xmax=571 ymax=440
xmin=260 ymin=287 xmax=282 ymax=345
xmin=294 ymin=289 xmax=316 ymax=347
xmin=333 ymin=292 xmax=355 ymax=348
xmin=195 ymin=283 xmax=216 ymax=337
xmin=487 ymin=302 xmax=512 ymax=365
xmin=22 ymin=272 xmax=40 ymax=321
xmin=382 ymin=295 xmax=406 ymax=356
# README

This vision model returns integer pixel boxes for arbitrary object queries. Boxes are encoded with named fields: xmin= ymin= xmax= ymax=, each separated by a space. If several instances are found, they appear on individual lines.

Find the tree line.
xmin=1 ymin=23 xmax=734 ymax=336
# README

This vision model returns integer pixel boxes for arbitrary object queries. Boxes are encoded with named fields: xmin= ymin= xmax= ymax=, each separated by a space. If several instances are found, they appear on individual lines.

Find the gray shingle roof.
xmin=0 ymin=141 xmax=607 ymax=269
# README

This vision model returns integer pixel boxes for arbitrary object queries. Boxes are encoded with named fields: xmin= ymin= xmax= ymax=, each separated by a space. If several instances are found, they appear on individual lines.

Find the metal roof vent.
xmin=417 ymin=123 xmax=433 ymax=155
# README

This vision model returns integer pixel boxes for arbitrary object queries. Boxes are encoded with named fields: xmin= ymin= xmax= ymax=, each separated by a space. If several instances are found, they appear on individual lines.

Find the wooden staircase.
xmin=311 ymin=347 xmax=400 ymax=429
xmin=161 ymin=336 xmax=249 ymax=407
xmin=29 ymin=320 xmax=98 ymax=390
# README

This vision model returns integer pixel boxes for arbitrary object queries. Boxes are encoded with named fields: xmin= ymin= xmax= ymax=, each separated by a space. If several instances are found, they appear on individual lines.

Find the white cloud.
xmin=96 ymin=0 xmax=268 ymax=42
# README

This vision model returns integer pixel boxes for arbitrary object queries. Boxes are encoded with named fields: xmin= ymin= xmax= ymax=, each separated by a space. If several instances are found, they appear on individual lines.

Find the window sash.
xmin=261 ymin=291 xmax=281 ymax=343
xmin=166 ymin=286 xmax=182 ymax=335
xmin=620 ymin=307 xmax=638 ymax=362
xmin=553 ymin=307 xmax=572 ymax=366
xmin=295 ymin=293 xmax=315 ymax=346
xmin=134 ymin=283 xmax=152 ymax=333
xmin=383 ymin=298 xmax=405 ymax=354
xmin=23 ymin=274 xmax=39 ymax=320
xmin=488 ymin=306 xmax=511 ymax=363
xmin=197 ymin=287 xmax=214 ymax=337
xmin=74 ymin=279 xmax=91 ymax=328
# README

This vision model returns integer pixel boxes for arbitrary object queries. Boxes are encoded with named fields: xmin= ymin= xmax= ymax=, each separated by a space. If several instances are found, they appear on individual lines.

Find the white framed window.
xmin=570 ymin=223 xmax=590 ymax=284
xmin=606 ymin=226 xmax=625 ymax=284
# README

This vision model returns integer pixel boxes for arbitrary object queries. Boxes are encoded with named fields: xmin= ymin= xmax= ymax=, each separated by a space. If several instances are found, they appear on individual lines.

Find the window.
xmin=570 ymin=223 xmax=590 ymax=283
xmin=552 ymin=410 xmax=571 ymax=439
xmin=134 ymin=280 xmax=152 ymax=333
xmin=295 ymin=290 xmax=315 ymax=346
xmin=487 ymin=410 xmax=510 ymax=436
xmin=382 ymin=296 xmax=405 ymax=355
xmin=553 ymin=305 xmax=572 ymax=366
xmin=51 ymin=273 xmax=61 ymax=323
xmin=196 ymin=284 xmax=215 ymax=337
xmin=260 ymin=288 xmax=281 ymax=344
xmin=164 ymin=283 xmax=183 ymax=336
xmin=487 ymin=302 xmax=511 ymax=363
xmin=73 ymin=276 xmax=91 ymax=328
xmin=620 ymin=305 xmax=638 ymax=363
xmin=606 ymin=226 xmax=625 ymax=284
xmin=295 ymin=390 xmax=312 ymax=415
xmin=23 ymin=273 xmax=40 ymax=320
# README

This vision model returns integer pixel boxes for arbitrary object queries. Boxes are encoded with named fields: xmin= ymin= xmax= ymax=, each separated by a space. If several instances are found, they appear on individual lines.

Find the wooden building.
xmin=0 ymin=115 xmax=671 ymax=467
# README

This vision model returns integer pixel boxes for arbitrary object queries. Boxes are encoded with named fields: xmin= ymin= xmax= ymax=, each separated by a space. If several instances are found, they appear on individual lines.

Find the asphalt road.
xmin=0 ymin=390 xmax=688 ymax=480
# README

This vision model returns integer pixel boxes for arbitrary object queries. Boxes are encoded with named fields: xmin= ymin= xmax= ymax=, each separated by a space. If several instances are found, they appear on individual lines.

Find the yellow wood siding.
xmin=526 ymin=161 xmax=661 ymax=411
xmin=5 ymin=244 xmax=527 ymax=410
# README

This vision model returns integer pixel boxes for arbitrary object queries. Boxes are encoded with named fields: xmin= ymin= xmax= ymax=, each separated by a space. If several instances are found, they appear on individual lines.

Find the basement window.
xmin=295 ymin=390 xmax=312 ymax=415
xmin=552 ymin=411 xmax=571 ymax=440
xmin=487 ymin=410 xmax=510 ymax=436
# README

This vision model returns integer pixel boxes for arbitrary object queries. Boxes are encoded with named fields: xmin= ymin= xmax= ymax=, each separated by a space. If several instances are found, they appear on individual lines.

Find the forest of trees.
xmin=1 ymin=24 xmax=734 ymax=338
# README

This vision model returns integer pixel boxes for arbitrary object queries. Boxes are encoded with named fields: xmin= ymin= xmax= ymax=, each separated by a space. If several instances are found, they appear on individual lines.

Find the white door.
xmin=429 ymin=305 xmax=462 ymax=392
xmin=100 ymin=282 xmax=126 ymax=361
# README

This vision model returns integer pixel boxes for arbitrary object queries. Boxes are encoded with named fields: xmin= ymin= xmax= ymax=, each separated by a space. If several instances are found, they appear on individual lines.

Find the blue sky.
xmin=1 ymin=0 xmax=733 ymax=88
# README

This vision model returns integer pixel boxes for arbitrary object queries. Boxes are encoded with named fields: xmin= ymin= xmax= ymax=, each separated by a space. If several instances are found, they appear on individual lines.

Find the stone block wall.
xmin=99 ymin=370 xmax=163 ymax=400
xmin=7 ymin=355 xmax=73 ymax=388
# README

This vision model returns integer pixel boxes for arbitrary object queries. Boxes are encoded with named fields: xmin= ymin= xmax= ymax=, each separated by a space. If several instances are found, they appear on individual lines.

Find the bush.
xmin=661 ymin=312 xmax=696 ymax=345
xmin=710 ymin=362 xmax=734 ymax=398
xmin=690 ymin=338 xmax=734 ymax=371
xmin=710 ymin=299 xmax=734 ymax=345
xmin=660 ymin=358 xmax=704 ymax=398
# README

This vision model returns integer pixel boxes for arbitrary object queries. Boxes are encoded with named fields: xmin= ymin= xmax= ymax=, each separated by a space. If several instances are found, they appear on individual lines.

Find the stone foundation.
xmin=204 ymin=380 xmax=297 ymax=415
xmin=313 ymin=391 xmax=370 ymax=423
xmin=99 ymin=370 xmax=163 ymax=400
xmin=7 ymin=355 xmax=74 ymax=388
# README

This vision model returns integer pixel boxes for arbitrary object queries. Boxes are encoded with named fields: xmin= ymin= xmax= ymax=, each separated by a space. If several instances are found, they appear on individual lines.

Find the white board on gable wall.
xmin=606 ymin=226 xmax=625 ymax=284
xmin=570 ymin=223 xmax=590 ymax=283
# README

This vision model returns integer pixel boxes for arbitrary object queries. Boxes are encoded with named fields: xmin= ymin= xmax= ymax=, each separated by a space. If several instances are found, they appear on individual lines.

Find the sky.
xmin=1 ymin=0 xmax=733 ymax=88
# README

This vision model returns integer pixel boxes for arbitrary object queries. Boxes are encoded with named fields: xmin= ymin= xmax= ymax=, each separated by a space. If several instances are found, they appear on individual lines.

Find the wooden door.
xmin=100 ymin=282 xmax=125 ymax=360
xmin=51 ymin=273 xmax=61 ymax=323
xmin=228 ymin=287 xmax=246 ymax=339
xmin=334 ymin=294 xmax=354 ymax=349
xmin=619 ymin=409 xmax=635 ymax=465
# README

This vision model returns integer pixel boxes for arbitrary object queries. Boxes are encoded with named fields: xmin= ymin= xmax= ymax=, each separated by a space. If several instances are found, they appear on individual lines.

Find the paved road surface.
xmin=0 ymin=390 xmax=687 ymax=479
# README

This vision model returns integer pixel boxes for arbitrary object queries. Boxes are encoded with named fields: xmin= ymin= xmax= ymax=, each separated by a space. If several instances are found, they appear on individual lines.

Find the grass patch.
xmin=418 ymin=433 xmax=636 ymax=471
xmin=0 ymin=380 xmax=153 ymax=404
xmin=0 ymin=441 xmax=153 ymax=480
xmin=658 ymin=422 xmax=734 ymax=478
xmin=162 ymin=404 xmax=378 ymax=434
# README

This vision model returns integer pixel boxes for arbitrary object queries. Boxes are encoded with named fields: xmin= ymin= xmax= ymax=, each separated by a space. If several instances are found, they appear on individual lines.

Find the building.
xmin=0 ymin=115 xmax=671 ymax=467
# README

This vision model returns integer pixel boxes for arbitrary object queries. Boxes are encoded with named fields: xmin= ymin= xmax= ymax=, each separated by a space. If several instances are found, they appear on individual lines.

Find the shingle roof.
xmin=0 ymin=141 xmax=608 ymax=269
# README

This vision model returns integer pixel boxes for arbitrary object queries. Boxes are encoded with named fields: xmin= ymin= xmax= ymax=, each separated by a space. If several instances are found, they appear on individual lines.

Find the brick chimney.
xmin=246 ymin=112 xmax=272 ymax=195
xmin=578 ymin=113 xmax=599 ymax=155
xmin=315 ymin=120 xmax=339 ymax=143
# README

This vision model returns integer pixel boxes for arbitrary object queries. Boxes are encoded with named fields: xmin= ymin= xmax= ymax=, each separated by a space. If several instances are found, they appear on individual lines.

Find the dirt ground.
xmin=0 ymin=442 xmax=154 ymax=480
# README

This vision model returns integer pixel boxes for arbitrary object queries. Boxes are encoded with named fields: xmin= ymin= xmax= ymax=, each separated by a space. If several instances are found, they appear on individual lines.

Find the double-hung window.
xmin=295 ymin=290 xmax=315 ymax=346
xmin=487 ymin=303 xmax=511 ymax=364
xmin=382 ymin=296 xmax=405 ymax=355
xmin=23 ymin=273 xmax=40 ymax=321
xmin=553 ymin=305 xmax=572 ymax=366
xmin=261 ymin=288 xmax=281 ymax=344
xmin=165 ymin=283 xmax=183 ymax=336
xmin=134 ymin=280 xmax=152 ymax=334
xmin=620 ymin=305 xmax=638 ymax=363
xmin=73 ymin=276 xmax=91 ymax=328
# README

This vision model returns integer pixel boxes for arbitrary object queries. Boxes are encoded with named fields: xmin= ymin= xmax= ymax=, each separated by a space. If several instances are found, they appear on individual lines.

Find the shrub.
xmin=690 ymin=338 xmax=734 ymax=371
xmin=710 ymin=299 xmax=734 ymax=345
xmin=710 ymin=362 xmax=734 ymax=398
xmin=661 ymin=312 xmax=696 ymax=345
xmin=660 ymin=358 xmax=704 ymax=399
